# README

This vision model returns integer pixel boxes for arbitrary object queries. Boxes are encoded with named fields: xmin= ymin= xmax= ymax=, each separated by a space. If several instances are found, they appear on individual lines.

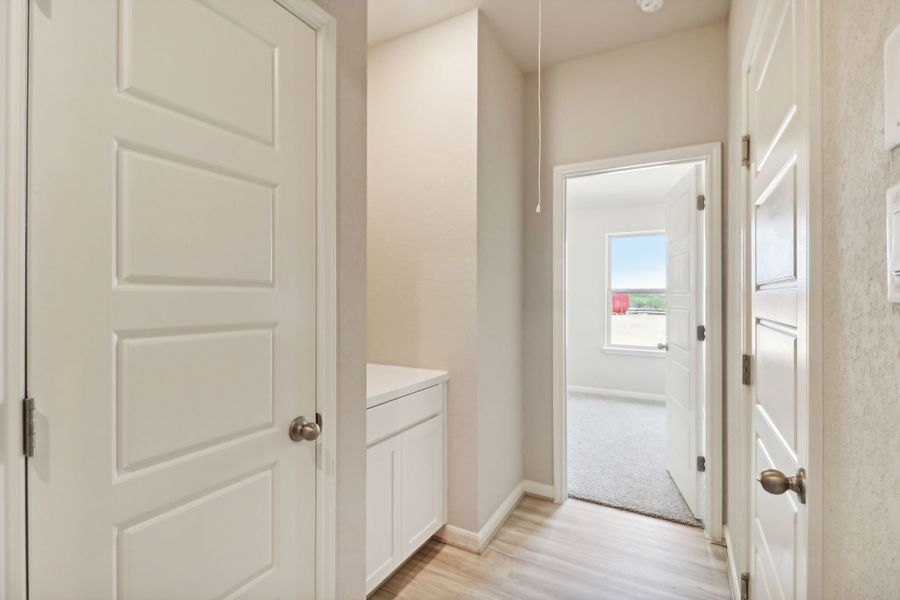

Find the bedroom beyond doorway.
xmin=557 ymin=148 xmax=721 ymax=531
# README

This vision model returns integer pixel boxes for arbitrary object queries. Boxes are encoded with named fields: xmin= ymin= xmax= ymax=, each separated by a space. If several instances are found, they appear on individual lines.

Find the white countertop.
xmin=367 ymin=363 xmax=449 ymax=409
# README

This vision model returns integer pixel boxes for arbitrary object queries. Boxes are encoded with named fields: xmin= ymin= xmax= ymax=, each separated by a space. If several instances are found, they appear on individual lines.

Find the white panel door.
xmin=27 ymin=0 xmax=319 ymax=597
xmin=747 ymin=1 xmax=810 ymax=598
xmin=664 ymin=169 xmax=701 ymax=518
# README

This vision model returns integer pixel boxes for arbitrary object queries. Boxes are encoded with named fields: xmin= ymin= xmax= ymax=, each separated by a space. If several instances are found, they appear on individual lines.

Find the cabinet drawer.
xmin=367 ymin=384 xmax=443 ymax=446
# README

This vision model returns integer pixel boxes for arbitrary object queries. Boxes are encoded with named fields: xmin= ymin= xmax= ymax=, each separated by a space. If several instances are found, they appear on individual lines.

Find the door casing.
xmin=551 ymin=142 xmax=724 ymax=542
xmin=0 ymin=1 xmax=338 ymax=597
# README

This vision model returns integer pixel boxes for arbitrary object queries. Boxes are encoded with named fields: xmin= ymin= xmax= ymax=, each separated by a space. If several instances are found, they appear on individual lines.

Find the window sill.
xmin=601 ymin=346 xmax=666 ymax=358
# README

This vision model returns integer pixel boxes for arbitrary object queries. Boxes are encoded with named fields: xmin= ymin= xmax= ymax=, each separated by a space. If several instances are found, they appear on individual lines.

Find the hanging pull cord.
xmin=536 ymin=0 xmax=543 ymax=214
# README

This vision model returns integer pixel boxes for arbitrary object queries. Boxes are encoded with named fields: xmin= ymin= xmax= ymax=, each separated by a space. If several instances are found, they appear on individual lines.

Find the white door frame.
xmin=551 ymin=143 xmax=724 ymax=542
xmin=725 ymin=1 xmax=824 ymax=598
xmin=0 ymin=1 xmax=339 ymax=597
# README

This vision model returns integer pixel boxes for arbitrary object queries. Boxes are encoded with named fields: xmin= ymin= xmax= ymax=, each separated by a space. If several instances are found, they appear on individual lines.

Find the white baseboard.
xmin=522 ymin=479 xmax=554 ymax=500
xmin=723 ymin=525 xmax=740 ymax=600
xmin=436 ymin=482 xmax=524 ymax=554
xmin=567 ymin=385 xmax=665 ymax=403
xmin=435 ymin=523 xmax=481 ymax=553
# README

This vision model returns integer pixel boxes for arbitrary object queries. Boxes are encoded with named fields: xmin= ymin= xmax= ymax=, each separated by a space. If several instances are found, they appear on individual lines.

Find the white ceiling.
xmin=566 ymin=163 xmax=695 ymax=210
xmin=368 ymin=0 xmax=731 ymax=72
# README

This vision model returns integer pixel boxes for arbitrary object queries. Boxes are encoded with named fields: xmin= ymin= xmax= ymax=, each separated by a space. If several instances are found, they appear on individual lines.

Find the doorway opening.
xmin=552 ymin=144 xmax=723 ymax=540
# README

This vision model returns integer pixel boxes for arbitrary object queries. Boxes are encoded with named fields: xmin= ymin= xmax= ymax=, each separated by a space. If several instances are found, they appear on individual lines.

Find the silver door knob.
xmin=758 ymin=467 xmax=806 ymax=504
xmin=289 ymin=416 xmax=321 ymax=442
xmin=657 ymin=343 xmax=668 ymax=350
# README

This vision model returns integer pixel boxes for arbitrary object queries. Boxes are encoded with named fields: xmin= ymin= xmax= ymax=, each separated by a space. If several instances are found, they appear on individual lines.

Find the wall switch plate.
xmin=885 ymin=23 xmax=900 ymax=150
xmin=888 ymin=183 xmax=900 ymax=303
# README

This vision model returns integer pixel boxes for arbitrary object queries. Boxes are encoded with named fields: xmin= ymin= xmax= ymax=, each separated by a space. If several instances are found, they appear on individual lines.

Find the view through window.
xmin=607 ymin=232 xmax=667 ymax=349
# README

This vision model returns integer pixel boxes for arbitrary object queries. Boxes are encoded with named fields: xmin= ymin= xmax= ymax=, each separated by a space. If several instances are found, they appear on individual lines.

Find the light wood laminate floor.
xmin=371 ymin=496 xmax=732 ymax=600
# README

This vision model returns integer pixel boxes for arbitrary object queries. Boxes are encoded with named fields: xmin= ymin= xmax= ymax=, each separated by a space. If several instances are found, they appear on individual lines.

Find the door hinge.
xmin=742 ymin=354 xmax=752 ymax=386
xmin=740 ymin=572 xmax=750 ymax=600
xmin=696 ymin=325 xmax=706 ymax=341
xmin=697 ymin=194 xmax=706 ymax=210
xmin=697 ymin=456 xmax=706 ymax=472
xmin=741 ymin=135 xmax=751 ymax=167
xmin=23 ymin=397 xmax=35 ymax=458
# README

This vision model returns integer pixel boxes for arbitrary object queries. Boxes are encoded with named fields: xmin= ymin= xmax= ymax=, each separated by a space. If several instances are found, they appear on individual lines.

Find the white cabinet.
xmin=366 ymin=365 xmax=447 ymax=595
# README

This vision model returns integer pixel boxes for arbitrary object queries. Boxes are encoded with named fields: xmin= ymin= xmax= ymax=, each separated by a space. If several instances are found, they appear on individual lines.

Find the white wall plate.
xmin=885 ymin=23 xmax=900 ymax=150
xmin=888 ymin=183 xmax=900 ymax=303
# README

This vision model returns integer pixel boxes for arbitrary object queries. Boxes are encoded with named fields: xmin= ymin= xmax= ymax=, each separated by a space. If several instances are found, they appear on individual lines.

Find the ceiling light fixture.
xmin=637 ymin=0 xmax=665 ymax=13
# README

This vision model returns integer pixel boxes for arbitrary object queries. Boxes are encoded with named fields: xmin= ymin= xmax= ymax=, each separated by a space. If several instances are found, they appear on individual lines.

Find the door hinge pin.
xmin=697 ymin=456 xmax=706 ymax=472
xmin=740 ymin=572 xmax=750 ymax=600
xmin=697 ymin=194 xmax=706 ymax=210
xmin=23 ymin=397 xmax=35 ymax=458
xmin=696 ymin=325 xmax=706 ymax=342
xmin=741 ymin=135 xmax=751 ymax=167
xmin=742 ymin=354 xmax=752 ymax=386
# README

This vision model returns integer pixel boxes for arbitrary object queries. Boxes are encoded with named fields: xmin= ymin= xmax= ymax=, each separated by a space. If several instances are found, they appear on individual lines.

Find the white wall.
xmin=566 ymin=204 xmax=666 ymax=398
xmin=368 ymin=10 xmax=480 ymax=531
xmin=475 ymin=15 xmax=525 ymax=528
xmin=523 ymin=22 xmax=728 ymax=486
xmin=316 ymin=1 xmax=368 ymax=596
xmin=820 ymin=1 xmax=900 ymax=596
xmin=368 ymin=10 xmax=525 ymax=534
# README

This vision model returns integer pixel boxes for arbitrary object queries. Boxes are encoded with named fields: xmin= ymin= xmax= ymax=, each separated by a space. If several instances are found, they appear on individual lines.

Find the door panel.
xmin=117 ymin=328 xmax=274 ymax=471
xmin=122 ymin=0 xmax=276 ymax=143
xmin=118 ymin=470 xmax=274 ymax=599
xmin=366 ymin=436 xmax=402 ymax=594
xmin=748 ymin=0 xmax=810 ymax=598
xmin=118 ymin=148 xmax=276 ymax=286
xmin=27 ymin=0 xmax=318 ymax=597
xmin=664 ymin=170 xmax=700 ymax=517
xmin=401 ymin=415 xmax=444 ymax=554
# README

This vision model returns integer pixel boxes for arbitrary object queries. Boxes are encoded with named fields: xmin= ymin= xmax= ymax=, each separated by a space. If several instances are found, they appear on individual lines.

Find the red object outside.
xmin=611 ymin=293 xmax=630 ymax=315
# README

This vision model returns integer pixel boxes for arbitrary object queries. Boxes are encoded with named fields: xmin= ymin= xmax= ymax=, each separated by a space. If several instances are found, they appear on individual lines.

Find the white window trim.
xmin=605 ymin=230 xmax=667 ymax=351
xmin=601 ymin=346 xmax=666 ymax=358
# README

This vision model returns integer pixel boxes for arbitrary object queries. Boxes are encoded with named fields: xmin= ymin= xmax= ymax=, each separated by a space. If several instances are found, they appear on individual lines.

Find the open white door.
xmin=663 ymin=169 xmax=702 ymax=518
xmin=27 ymin=0 xmax=320 ymax=597
xmin=746 ymin=0 xmax=811 ymax=598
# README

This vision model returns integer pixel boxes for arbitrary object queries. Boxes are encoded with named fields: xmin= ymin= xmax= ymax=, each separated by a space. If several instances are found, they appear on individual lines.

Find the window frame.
xmin=604 ymin=230 xmax=667 ymax=354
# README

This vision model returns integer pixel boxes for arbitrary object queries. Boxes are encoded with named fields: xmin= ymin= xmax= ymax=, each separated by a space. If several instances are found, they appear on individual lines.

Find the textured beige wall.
xmin=475 ymin=14 xmax=525 ymax=528
xmin=821 ymin=1 xmax=900 ymax=596
xmin=314 ymin=0 xmax=368 ymax=597
xmin=367 ymin=11 xmax=481 ymax=531
xmin=522 ymin=23 xmax=728 ymax=485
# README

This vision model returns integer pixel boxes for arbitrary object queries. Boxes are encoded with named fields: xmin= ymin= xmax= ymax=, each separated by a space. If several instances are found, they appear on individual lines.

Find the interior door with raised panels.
xmin=27 ymin=0 xmax=318 ymax=597
xmin=663 ymin=169 xmax=701 ymax=518
xmin=747 ymin=0 xmax=811 ymax=598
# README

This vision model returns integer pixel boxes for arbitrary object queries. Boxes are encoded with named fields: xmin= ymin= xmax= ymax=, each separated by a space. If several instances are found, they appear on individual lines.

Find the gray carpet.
xmin=567 ymin=393 xmax=701 ymax=527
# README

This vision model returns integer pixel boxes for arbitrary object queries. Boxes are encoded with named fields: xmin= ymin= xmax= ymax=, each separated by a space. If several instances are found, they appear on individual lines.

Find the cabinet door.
xmin=401 ymin=414 xmax=445 ymax=555
xmin=366 ymin=435 xmax=402 ymax=594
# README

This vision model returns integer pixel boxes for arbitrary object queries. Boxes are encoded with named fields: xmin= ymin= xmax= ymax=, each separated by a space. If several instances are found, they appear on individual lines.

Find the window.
xmin=607 ymin=232 xmax=667 ymax=350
